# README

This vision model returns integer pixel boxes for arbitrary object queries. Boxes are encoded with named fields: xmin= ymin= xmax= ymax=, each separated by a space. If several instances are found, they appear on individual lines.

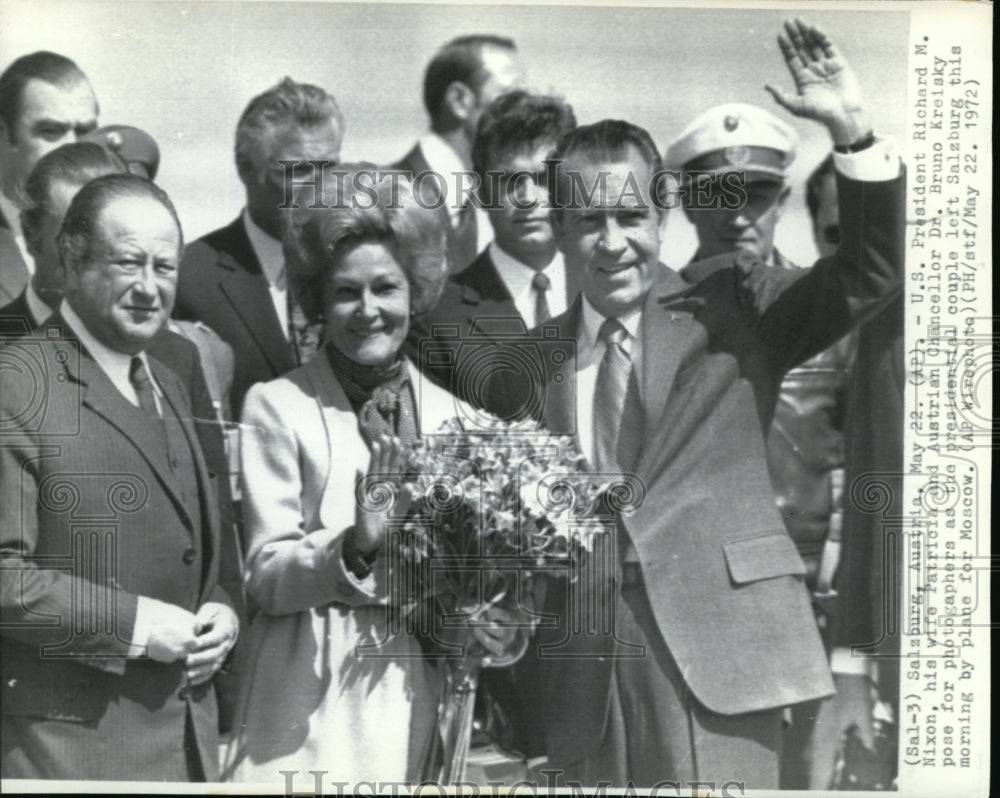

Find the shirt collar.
xmin=489 ymin=242 xmax=564 ymax=298
xmin=59 ymin=299 xmax=155 ymax=395
xmin=417 ymin=132 xmax=466 ymax=182
xmin=0 ymin=190 xmax=32 ymax=271
xmin=579 ymin=293 xmax=642 ymax=352
xmin=242 ymin=208 xmax=285 ymax=286
xmin=25 ymin=282 xmax=54 ymax=327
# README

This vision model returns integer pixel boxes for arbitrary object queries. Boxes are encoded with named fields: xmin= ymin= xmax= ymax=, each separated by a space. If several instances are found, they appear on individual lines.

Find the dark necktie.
xmin=531 ymin=271 xmax=551 ymax=326
xmin=129 ymin=357 xmax=160 ymax=417
xmin=592 ymin=318 xmax=642 ymax=474
xmin=287 ymin=282 xmax=321 ymax=366
xmin=448 ymin=203 xmax=478 ymax=273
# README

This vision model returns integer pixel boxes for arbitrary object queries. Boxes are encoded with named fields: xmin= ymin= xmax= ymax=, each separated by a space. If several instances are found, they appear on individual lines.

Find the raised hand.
xmin=354 ymin=434 xmax=412 ymax=555
xmin=765 ymin=18 xmax=872 ymax=146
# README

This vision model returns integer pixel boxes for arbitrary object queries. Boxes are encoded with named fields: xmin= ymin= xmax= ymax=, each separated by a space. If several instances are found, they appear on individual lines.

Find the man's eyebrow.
xmin=30 ymin=118 xmax=72 ymax=131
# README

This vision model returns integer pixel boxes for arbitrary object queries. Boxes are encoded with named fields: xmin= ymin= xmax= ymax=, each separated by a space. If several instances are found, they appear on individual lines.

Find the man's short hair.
xmin=471 ymin=89 xmax=576 ymax=178
xmin=423 ymin=35 xmax=516 ymax=130
xmin=235 ymin=76 xmax=344 ymax=178
xmin=805 ymin=154 xmax=837 ymax=219
xmin=58 ymin=173 xmax=183 ymax=272
xmin=549 ymin=119 xmax=665 ymax=213
xmin=22 ymin=142 xmax=126 ymax=233
xmin=0 ymin=51 xmax=91 ymax=136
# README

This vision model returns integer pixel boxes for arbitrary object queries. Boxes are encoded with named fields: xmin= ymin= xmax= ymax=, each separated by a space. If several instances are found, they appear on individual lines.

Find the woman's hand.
xmin=354 ymin=434 xmax=411 ymax=555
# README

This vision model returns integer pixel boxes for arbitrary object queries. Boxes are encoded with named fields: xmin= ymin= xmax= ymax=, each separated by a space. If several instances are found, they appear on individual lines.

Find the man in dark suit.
xmin=393 ymin=35 xmax=523 ymax=273
xmin=174 ymin=77 xmax=343 ymax=418
xmin=0 ymin=136 xmax=246 ymax=738
xmin=806 ymin=154 xmax=904 ymax=789
xmin=408 ymin=90 xmax=578 ymax=406
xmin=1 ymin=52 xmax=99 ymax=305
xmin=485 ymin=21 xmax=904 ymax=788
xmin=0 ymin=139 xmax=238 ymax=540
xmin=665 ymin=105 xmax=868 ymax=789
xmin=1 ymin=174 xmax=239 ymax=781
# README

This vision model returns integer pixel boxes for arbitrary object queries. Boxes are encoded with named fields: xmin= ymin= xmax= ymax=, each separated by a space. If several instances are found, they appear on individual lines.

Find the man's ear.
xmin=235 ymin=153 xmax=256 ymax=187
xmin=442 ymin=81 xmax=477 ymax=124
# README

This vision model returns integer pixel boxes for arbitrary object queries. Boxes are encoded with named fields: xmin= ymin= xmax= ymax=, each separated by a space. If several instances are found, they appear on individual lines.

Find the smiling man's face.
xmin=553 ymin=144 xmax=663 ymax=318
xmin=65 ymin=194 xmax=180 ymax=354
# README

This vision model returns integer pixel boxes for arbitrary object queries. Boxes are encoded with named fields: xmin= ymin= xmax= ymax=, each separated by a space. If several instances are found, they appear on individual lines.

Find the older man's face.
xmin=243 ymin=120 xmax=342 ymax=239
xmin=0 ymin=78 xmax=98 ymax=201
xmin=685 ymin=175 xmax=790 ymax=261
xmin=553 ymin=145 xmax=663 ymax=319
xmin=66 ymin=194 xmax=180 ymax=354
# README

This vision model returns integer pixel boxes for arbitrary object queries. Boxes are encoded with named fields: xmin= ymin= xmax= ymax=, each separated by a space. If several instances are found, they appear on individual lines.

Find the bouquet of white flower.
xmin=391 ymin=415 xmax=609 ymax=783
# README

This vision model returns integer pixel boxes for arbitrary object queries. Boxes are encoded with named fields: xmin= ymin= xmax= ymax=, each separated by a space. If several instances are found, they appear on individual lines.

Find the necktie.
xmin=129 ymin=357 xmax=160 ymax=417
xmin=448 ymin=203 xmax=478 ymax=273
xmin=531 ymin=271 xmax=551 ymax=326
xmin=287 ymin=284 xmax=321 ymax=366
xmin=592 ymin=318 xmax=642 ymax=474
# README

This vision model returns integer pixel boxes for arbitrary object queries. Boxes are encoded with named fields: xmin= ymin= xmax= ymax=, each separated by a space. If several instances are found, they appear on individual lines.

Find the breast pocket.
xmin=723 ymin=531 xmax=807 ymax=585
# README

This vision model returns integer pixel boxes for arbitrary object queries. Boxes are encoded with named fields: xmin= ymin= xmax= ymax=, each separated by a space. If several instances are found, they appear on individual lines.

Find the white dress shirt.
xmin=0 ymin=190 xmax=32 ymax=274
xmin=489 ymin=242 xmax=568 ymax=330
xmin=418 ymin=133 xmax=493 ymax=254
xmin=60 ymin=299 xmax=163 ymax=413
xmin=242 ymin=208 xmax=289 ymax=339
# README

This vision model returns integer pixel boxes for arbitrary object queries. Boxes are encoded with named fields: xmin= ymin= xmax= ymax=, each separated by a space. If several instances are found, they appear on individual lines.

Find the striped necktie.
xmin=531 ymin=271 xmax=552 ymax=326
xmin=592 ymin=318 xmax=642 ymax=474
xmin=129 ymin=357 xmax=160 ymax=417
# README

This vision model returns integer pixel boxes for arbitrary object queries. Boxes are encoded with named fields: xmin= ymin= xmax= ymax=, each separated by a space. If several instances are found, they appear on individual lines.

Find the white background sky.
xmin=1 ymin=0 xmax=909 ymax=266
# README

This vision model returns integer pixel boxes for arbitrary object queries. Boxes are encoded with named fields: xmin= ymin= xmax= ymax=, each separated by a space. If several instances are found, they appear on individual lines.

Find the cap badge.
xmin=724 ymin=145 xmax=750 ymax=166
xmin=724 ymin=115 xmax=740 ymax=132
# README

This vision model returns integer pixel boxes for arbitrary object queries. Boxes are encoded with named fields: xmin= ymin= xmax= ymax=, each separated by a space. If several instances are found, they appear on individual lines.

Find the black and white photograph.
xmin=0 ymin=1 xmax=991 ymax=795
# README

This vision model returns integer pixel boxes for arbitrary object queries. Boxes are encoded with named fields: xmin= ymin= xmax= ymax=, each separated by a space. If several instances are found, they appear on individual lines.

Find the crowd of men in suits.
xmin=1 ymin=23 xmax=903 ymax=788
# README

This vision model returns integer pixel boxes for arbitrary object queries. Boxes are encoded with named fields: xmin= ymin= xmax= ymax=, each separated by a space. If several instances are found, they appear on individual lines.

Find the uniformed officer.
xmin=666 ymin=103 xmax=872 ymax=791
xmin=666 ymin=102 xmax=799 ymax=265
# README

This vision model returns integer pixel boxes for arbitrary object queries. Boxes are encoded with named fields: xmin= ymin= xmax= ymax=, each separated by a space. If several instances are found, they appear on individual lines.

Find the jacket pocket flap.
xmin=723 ymin=532 xmax=807 ymax=584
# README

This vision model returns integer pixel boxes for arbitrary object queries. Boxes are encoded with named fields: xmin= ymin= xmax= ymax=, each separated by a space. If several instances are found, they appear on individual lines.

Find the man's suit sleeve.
xmin=0 ymin=424 xmax=139 ymax=676
xmin=754 ymin=166 xmax=906 ymax=375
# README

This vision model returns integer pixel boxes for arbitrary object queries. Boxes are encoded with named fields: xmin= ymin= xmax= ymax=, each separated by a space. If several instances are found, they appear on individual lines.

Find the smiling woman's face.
xmin=323 ymin=240 xmax=411 ymax=367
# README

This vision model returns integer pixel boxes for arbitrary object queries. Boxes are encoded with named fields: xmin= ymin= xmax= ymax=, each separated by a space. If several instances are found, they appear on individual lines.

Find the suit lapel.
xmin=71 ymin=348 xmax=189 ymax=513
xmin=637 ymin=266 xmax=703 ymax=464
xmin=150 ymin=355 xmax=220 ymax=567
xmin=214 ymin=221 xmax=293 ymax=373
xmin=541 ymin=299 xmax=582 ymax=439
xmin=305 ymin=356 xmax=369 ymax=529
xmin=459 ymin=251 xmax=529 ymax=339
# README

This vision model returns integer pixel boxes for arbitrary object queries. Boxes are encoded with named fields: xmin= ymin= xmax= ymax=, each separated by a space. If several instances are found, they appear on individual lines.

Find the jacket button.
xmin=182 ymin=548 xmax=197 ymax=565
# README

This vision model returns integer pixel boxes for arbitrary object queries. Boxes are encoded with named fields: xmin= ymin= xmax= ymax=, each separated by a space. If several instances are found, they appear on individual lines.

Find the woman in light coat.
xmin=224 ymin=167 xmax=507 ymax=784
